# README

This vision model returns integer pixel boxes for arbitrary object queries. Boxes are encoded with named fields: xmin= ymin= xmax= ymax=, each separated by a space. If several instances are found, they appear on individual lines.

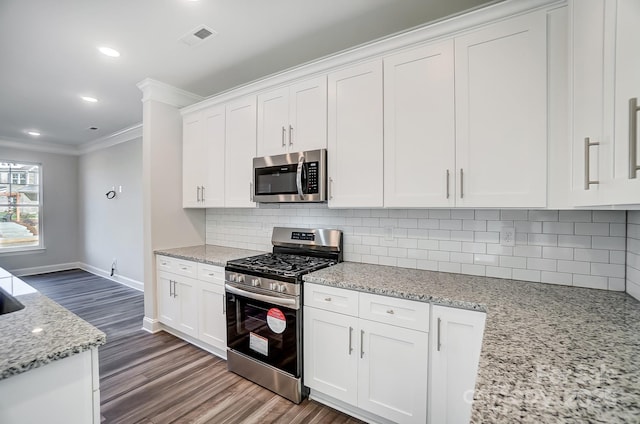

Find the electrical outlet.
xmin=500 ymin=227 xmax=516 ymax=247
xmin=384 ymin=227 xmax=394 ymax=241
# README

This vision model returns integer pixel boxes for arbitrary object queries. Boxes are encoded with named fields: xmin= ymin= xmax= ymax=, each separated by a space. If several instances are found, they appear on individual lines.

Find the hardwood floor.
xmin=23 ymin=270 xmax=363 ymax=424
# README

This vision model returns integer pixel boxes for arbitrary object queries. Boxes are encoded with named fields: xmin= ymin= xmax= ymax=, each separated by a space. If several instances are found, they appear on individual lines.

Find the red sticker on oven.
xmin=267 ymin=308 xmax=286 ymax=334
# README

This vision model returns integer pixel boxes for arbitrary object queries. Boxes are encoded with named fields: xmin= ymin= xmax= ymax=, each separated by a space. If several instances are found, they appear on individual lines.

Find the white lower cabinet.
xmin=156 ymin=256 xmax=227 ymax=357
xmin=304 ymin=283 xmax=428 ymax=424
xmin=429 ymin=305 xmax=486 ymax=424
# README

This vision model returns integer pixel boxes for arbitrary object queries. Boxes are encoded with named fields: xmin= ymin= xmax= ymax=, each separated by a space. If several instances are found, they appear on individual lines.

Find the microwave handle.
xmin=296 ymin=155 xmax=305 ymax=200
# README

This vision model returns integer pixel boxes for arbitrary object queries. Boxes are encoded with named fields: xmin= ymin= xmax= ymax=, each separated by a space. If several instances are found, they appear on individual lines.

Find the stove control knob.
xmin=238 ymin=275 xmax=245 ymax=283
xmin=269 ymin=282 xmax=275 ymax=290
xmin=278 ymin=284 xmax=286 ymax=293
xmin=251 ymin=278 xmax=261 ymax=287
xmin=230 ymin=274 xmax=237 ymax=283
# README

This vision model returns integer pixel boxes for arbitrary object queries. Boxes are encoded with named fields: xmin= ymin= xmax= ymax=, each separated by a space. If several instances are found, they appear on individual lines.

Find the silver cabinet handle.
xmin=250 ymin=182 xmax=254 ymax=202
xmin=446 ymin=169 xmax=450 ymax=199
xmin=360 ymin=330 xmax=365 ymax=358
xmin=348 ymin=326 xmax=353 ymax=355
xmin=196 ymin=186 xmax=201 ymax=202
xmin=584 ymin=137 xmax=600 ymax=190
xmin=173 ymin=281 xmax=178 ymax=298
xmin=169 ymin=280 xmax=173 ymax=297
xmin=281 ymin=126 xmax=286 ymax=147
xmin=630 ymin=98 xmax=640 ymax=179
xmin=201 ymin=186 xmax=205 ymax=202
xmin=437 ymin=317 xmax=442 ymax=351
xmin=386 ymin=309 xmax=394 ymax=315
xmin=460 ymin=169 xmax=464 ymax=198
xmin=222 ymin=294 xmax=226 ymax=314
xmin=289 ymin=125 xmax=294 ymax=146
xmin=329 ymin=177 xmax=334 ymax=200
xmin=324 ymin=297 xmax=331 ymax=302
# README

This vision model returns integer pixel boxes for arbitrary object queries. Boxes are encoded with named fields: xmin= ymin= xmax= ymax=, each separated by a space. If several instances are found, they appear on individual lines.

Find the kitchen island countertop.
xmin=304 ymin=262 xmax=640 ymax=423
xmin=155 ymin=244 xmax=265 ymax=267
xmin=0 ymin=274 xmax=105 ymax=381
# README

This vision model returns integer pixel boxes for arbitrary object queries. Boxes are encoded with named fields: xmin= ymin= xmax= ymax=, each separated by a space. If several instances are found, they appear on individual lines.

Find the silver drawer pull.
xmin=386 ymin=309 xmax=395 ymax=315
xmin=208 ymin=273 xmax=215 ymax=277
xmin=584 ymin=137 xmax=600 ymax=189
xmin=180 ymin=266 xmax=188 ymax=270
xmin=630 ymin=98 xmax=640 ymax=179
xmin=324 ymin=297 xmax=332 ymax=302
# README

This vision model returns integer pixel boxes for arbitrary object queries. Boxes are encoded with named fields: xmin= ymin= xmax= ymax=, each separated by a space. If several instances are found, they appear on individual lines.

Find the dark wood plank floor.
xmin=23 ymin=269 xmax=363 ymax=424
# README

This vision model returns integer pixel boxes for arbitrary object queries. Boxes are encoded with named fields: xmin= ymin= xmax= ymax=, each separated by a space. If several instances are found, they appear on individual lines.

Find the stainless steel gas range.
xmin=224 ymin=227 xmax=343 ymax=404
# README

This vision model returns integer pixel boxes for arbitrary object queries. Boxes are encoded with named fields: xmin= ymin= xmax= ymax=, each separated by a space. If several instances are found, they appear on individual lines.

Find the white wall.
xmin=78 ymin=138 xmax=143 ymax=289
xmin=207 ymin=206 xmax=627 ymax=291
xmin=627 ymin=210 xmax=640 ymax=300
xmin=0 ymin=146 xmax=78 ymax=273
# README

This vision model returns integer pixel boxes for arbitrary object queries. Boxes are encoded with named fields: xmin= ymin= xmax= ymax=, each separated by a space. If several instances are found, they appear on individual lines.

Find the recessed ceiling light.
xmin=27 ymin=131 xmax=41 ymax=136
xmin=98 ymin=46 xmax=120 ymax=58
xmin=81 ymin=96 xmax=98 ymax=103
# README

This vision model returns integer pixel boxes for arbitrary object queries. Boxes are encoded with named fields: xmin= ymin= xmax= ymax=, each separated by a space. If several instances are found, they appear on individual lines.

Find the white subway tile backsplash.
xmin=542 ymin=246 xmax=573 ymax=261
xmin=206 ymin=207 xmax=633 ymax=293
xmin=575 ymin=223 xmax=610 ymax=236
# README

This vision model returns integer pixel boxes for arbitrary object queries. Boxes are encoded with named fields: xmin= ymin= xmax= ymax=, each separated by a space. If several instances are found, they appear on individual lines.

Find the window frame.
xmin=0 ymin=160 xmax=44 ymax=254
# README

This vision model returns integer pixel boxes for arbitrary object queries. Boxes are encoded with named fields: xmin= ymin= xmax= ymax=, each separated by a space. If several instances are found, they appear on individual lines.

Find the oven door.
xmin=225 ymin=283 xmax=301 ymax=377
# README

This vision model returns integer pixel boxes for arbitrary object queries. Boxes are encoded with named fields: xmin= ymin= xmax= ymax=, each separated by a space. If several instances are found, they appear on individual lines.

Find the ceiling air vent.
xmin=179 ymin=25 xmax=218 ymax=47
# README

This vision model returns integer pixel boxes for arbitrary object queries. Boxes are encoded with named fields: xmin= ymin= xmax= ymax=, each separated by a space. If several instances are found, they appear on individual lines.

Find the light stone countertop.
xmin=154 ymin=244 xmax=265 ymax=267
xmin=303 ymin=262 xmax=640 ymax=423
xmin=0 ymin=275 xmax=106 ymax=381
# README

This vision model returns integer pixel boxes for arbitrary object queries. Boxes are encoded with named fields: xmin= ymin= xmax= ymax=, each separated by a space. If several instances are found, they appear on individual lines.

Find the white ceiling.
xmin=0 ymin=0 xmax=495 ymax=149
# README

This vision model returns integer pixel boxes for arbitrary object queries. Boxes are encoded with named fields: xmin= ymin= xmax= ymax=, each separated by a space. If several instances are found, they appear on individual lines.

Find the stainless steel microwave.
xmin=252 ymin=149 xmax=327 ymax=203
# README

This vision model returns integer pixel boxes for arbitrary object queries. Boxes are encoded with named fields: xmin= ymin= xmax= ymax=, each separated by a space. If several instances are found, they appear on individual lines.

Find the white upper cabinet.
xmin=182 ymin=112 xmax=204 ymax=208
xmin=225 ymin=96 xmax=257 ymax=208
xmin=257 ymin=76 xmax=327 ymax=156
xmin=570 ymin=0 xmax=640 ymax=206
xmin=182 ymin=106 xmax=225 ymax=208
xmin=328 ymin=60 xmax=383 ymax=208
xmin=455 ymin=11 xmax=547 ymax=208
xmin=383 ymin=40 xmax=456 ymax=207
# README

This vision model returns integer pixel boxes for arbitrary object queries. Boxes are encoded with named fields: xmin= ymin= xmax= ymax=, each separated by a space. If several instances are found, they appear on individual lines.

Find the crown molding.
xmin=0 ymin=137 xmax=78 ymax=156
xmin=136 ymin=78 xmax=204 ymax=108
xmin=77 ymin=123 xmax=142 ymax=155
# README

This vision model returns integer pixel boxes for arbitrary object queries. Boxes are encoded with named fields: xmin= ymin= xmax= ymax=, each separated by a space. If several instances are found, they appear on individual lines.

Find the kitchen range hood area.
xmin=1 ymin=0 xmax=640 ymax=423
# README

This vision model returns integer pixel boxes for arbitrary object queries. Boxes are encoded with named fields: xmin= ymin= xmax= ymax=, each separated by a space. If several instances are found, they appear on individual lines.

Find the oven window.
xmin=255 ymin=165 xmax=297 ymax=195
xmin=226 ymin=293 xmax=300 ymax=377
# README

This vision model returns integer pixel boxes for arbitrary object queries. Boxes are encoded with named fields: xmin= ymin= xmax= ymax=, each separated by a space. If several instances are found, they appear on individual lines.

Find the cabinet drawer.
xmin=198 ymin=263 xmax=225 ymax=284
xmin=304 ymin=283 xmax=358 ymax=316
xmin=174 ymin=259 xmax=198 ymax=278
xmin=156 ymin=255 xmax=175 ymax=273
xmin=359 ymin=293 xmax=429 ymax=332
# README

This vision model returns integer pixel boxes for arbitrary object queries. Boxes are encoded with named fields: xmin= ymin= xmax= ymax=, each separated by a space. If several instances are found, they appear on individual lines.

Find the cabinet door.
xmin=609 ymin=0 xmax=640 ymax=204
xmin=225 ymin=96 xmax=257 ymax=208
xmin=358 ymin=319 xmax=428 ymax=424
xmin=257 ymin=87 xmax=289 ymax=156
xmin=289 ymin=76 xmax=327 ymax=153
xmin=303 ymin=306 xmax=358 ymax=406
xmin=328 ymin=60 xmax=383 ymax=208
xmin=569 ymin=0 xmax=614 ymax=206
xmin=384 ymin=40 xmax=455 ymax=207
xmin=203 ymin=105 xmax=226 ymax=207
xmin=429 ymin=306 xmax=486 ymax=424
xmin=182 ymin=112 xmax=204 ymax=208
xmin=198 ymin=280 xmax=226 ymax=353
xmin=174 ymin=275 xmax=198 ymax=338
xmin=157 ymin=272 xmax=177 ymax=326
xmin=455 ymin=11 xmax=547 ymax=207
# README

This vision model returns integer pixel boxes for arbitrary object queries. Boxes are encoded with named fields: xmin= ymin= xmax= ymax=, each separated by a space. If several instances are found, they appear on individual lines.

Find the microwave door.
xmin=296 ymin=156 xmax=305 ymax=200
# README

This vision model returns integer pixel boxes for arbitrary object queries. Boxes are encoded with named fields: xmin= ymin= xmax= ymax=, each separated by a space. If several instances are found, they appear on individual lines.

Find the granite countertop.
xmin=304 ymin=262 xmax=640 ymax=423
xmin=0 ymin=274 xmax=106 ymax=381
xmin=155 ymin=244 xmax=265 ymax=267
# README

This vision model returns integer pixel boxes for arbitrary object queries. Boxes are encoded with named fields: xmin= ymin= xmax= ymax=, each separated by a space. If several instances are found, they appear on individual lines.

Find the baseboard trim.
xmin=78 ymin=263 xmax=143 ymax=292
xmin=309 ymin=391 xmax=394 ymax=424
xmin=142 ymin=317 xmax=162 ymax=333
xmin=9 ymin=262 xmax=81 ymax=277
xmin=158 ymin=324 xmax=227 ymax=360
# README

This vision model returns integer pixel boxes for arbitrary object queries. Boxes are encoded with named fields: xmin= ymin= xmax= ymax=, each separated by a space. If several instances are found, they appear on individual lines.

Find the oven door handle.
xmin=225 ymin=283 xmax=299 ymax=309
xmin=296 ymin=155 xmax=305 ymax=200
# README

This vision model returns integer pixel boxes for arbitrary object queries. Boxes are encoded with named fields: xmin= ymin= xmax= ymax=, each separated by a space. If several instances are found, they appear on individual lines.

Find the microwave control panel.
xmin=307 ymin=162 xmax=319 ymax=194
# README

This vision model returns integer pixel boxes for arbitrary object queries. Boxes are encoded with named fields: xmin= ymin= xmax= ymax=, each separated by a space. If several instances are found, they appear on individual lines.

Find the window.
xmin=0 ymin=161 xmax=42 ymax=252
